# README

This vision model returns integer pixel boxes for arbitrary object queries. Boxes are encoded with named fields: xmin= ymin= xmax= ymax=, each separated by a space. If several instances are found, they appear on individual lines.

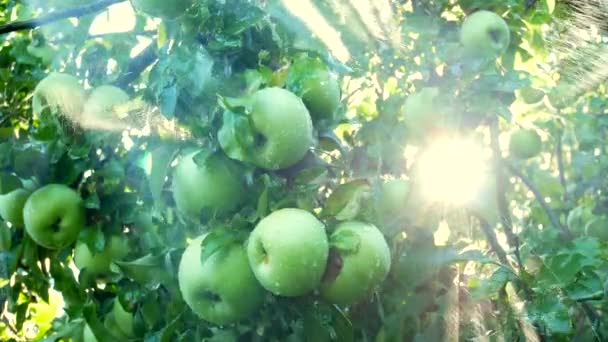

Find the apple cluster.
xmin=32 ymin=72 xmax=131 ymax=130
xmin=170 ymin=57 xmax=394 ymax=323
xmin=177 ymin=208 xmax=392 ymax=325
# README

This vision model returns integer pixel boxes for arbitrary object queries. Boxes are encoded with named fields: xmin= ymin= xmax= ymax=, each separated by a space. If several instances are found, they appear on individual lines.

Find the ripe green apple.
xmin=172 ymin=150 xmax=245 ymax=218
xmin=509 ymin=129 xmax=542 ymax=159
xmin=131 ymin=0 xmax=192 ymax=19
xmin=320 ymin=221 xmax=391 ymax=305
xmin=247 ymin=87 xmax=314 ymax=170
xmin=32 ymin=73 xmax=86 ymax=120
xmin=83 ymin=324 xmax=97 ymax=342
xmin=460 ymin=10 xmax=510 ymax=59
xmin=82 ymin=85 xmax=130 ymax=131
xmin=403 ymin=87 xmax=447 ymax=143
xmin=23 ymin=184 xmax=85 ymax=249
xmin=74 ymin=235 xmax=129 ymax=275
xmin=585 ymin=216 xmax=608 ymax=240
xmin=247 ymin=208 xmax=329 ymax=296
xmin=567 ymin=205 xmax=593 ymax=236
xmin=376 ymin=179 xmax=410 ymax=217
xmin=178 ymin=234 xmax=265 ymax=324
xmin=0 ymin=188 xmax=30 ymax=227
xmin=286 ymin=58 xmax=341 ymax=121
xmin=107 ymin=299 xmax=134 ymax=338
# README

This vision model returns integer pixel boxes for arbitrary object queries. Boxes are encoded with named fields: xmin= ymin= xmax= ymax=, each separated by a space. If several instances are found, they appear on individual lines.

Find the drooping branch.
xmin=114 ymin=42 xmax=158 ymax=88
xmin=506 ymin=162 xmax=573 ymax=240
xmin=555 ymin=130 xmax=569 ymax=204
xmin=0 ymin=0 xmax=126 ymax=35
xmin=477 ymin=216 xmax=508 ymax=265
xmin=489 ymin=119 xmax=523 ymax=270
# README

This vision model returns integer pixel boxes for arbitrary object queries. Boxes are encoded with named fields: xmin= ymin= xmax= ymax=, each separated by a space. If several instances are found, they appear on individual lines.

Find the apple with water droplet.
xmin=178 ymin=234 xmax=265 ymax=324
xmin=23 ymin=184 xmax=85 ymax=249
xmin=320 ymin=221 xmax=391 ymax=305
xmin=247 ymin=208 xmax=329 ymax=296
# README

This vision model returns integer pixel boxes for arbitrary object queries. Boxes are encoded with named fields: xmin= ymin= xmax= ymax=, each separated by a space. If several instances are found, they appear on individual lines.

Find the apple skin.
xmin=110 ymin=299 xmax=134 ymax=337
xmin=509 ymin=129 xmax=542 ymax=159
xmin=23 ymin=184 xmax=85 ymax=249
xmin=82 ymin=85 xmax=130 ymax=131
xmin=172 ymin=150 xmax=245 ymax=218
xmin=287 ymin=59 xmax=341 ymax=121
xmin=320 ymin=221 xmax=391 ymax=305
xmin=376 ymin=180 xmax=410 ymax=218
xmin=248 ymin=87 xmax=314 ymax=170
xmin=0 ymin=189 xmax=30 ymax=227
xmin=131 ymin=0 xmax=192 ymax=19
xmin=32 ymin=73 xmax=86 ymax=120
xmin=74 ymin=235 xmax=129 ymax=275
xmin=403 ymin=87 xmax=447 ymax=143
xmin=178 ymin=234 xmax=265 ymax=324
xmin=585 ymin=216 xmax=608 ymax=240
xmin=460 ymin=10 xmax=510 ymax=59
xmin=83 ymin=324 xmax=97 ymax=342
xmin=247 ymin=208 xmax=329 ymax=296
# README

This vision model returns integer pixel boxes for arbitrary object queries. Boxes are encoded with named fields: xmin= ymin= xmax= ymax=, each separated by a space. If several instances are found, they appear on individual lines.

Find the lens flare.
xmin=416 ymin=138 xmax=487 ymax=205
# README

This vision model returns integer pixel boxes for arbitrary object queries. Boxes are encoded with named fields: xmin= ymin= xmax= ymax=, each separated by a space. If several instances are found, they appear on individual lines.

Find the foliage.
xmin=1 ymin=0 xmax=608 ymax=341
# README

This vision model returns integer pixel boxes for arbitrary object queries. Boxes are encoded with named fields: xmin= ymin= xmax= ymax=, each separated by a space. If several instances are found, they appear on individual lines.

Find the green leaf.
xmin=323 ymin=180 xmax=370 ymax=220
xmin=200 ymin=230 xmax=237 ymax=264
xmin=217 ymin=110 xmax=256 ymax=163
xmin=149 ymin=145 xmax=178 ymax=208
xmin=330 ymin=229 xmax=360 ymax=254
xmin=112 ymin=253 xmax=173 ymax=286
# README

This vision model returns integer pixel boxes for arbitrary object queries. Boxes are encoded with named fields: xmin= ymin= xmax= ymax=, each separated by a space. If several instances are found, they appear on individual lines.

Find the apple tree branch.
xmin=0 ymin=0 xmax=126 ymax=35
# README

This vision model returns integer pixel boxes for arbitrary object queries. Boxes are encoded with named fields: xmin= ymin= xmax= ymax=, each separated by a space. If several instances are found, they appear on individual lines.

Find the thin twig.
xmin=113 ymin=42 xmax=158 ymax=88
xmin=489 ymin=119 xmax=524 ymax=270
xmin=555 ymin=132 xmax=569 ymax=203
xmin=0 ymin=0 xmax=125 ymax=35
xmin=477 ymin=216 xmax=508 ymax=265
xmin=505 ymin=162 xmax=573 ymax=240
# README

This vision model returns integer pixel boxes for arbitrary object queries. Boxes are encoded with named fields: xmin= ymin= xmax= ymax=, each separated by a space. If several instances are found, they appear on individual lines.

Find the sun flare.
xmin=415 ymin=138 xmax=488 ymax=205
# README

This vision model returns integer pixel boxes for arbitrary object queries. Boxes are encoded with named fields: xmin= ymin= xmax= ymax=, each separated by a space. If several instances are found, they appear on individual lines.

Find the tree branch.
xmin=506 ymin=162 xmax=573 ymax=240
xmin=477 ymin=216 xmax=508 ymax=265
xmin=489 ymin=119 xmax=523 ymax=269
xmin=113 ymin=42 xmax=158 ymax=88
xmin=0 ymin=0 xmax=126 ymax=35
xmin=555 ymin=131 xmax=569 ymax=204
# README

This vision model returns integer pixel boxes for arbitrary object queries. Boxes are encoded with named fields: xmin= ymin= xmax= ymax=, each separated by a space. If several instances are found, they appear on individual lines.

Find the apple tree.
xmin=1 ymin=0 xmax=608 ymax=341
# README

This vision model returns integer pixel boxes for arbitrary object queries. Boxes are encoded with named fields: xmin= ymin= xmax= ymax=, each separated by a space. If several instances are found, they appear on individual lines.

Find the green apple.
xmin=376 ymin=179 xmax=410 ymax=218
xmin=246 ymin=87 xmax=314 ymax=170
xmin=108 ymin=299 xmax=134 ymax=338
xmin=82 ymin=85 xmax=130 ymax=131
xmin=403 ymin=87 xmax=449 ymax=143
xmin=247 ymin=208 xmax=329 ymax=296
xmin=131 ymin=0 xmax=192 ymax=19
xmin=567 ymin=205 xmax=593 ymax=235
xmin=460 ymin=10 xmax=510 ymax=59
xmin=23 ymin=184 xmax=85 ymax=249
xmin=585 ymin=216 xmax=608 ymax=240
xmin=518 ymin=86 xmax=545 ymax=104
xmin=178 ymin=234 xmax=265 ymax=324
xmin=286 ymin=58 xmax=341 ymax=121
xmin=83 ymin=324 xmax=97 ymax=342
xmin=509 ymin=128 xmax=542 ymax=159
xmin=172 ymin=150 xmax=245 ymax=218
xmin=32 ymin=73 xmax=86 ymax=120
xmin=320 ymin=221 xmax=391 ymax=305
xmin=74 ymin=235 xmax=129 ymax=275
xmin=0 ymin=188 xmax=30 ymax=227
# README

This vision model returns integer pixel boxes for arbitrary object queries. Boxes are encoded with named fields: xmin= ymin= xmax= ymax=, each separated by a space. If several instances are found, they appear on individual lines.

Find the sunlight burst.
xmin=416 ymin=138 xmax=487 ymax=205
